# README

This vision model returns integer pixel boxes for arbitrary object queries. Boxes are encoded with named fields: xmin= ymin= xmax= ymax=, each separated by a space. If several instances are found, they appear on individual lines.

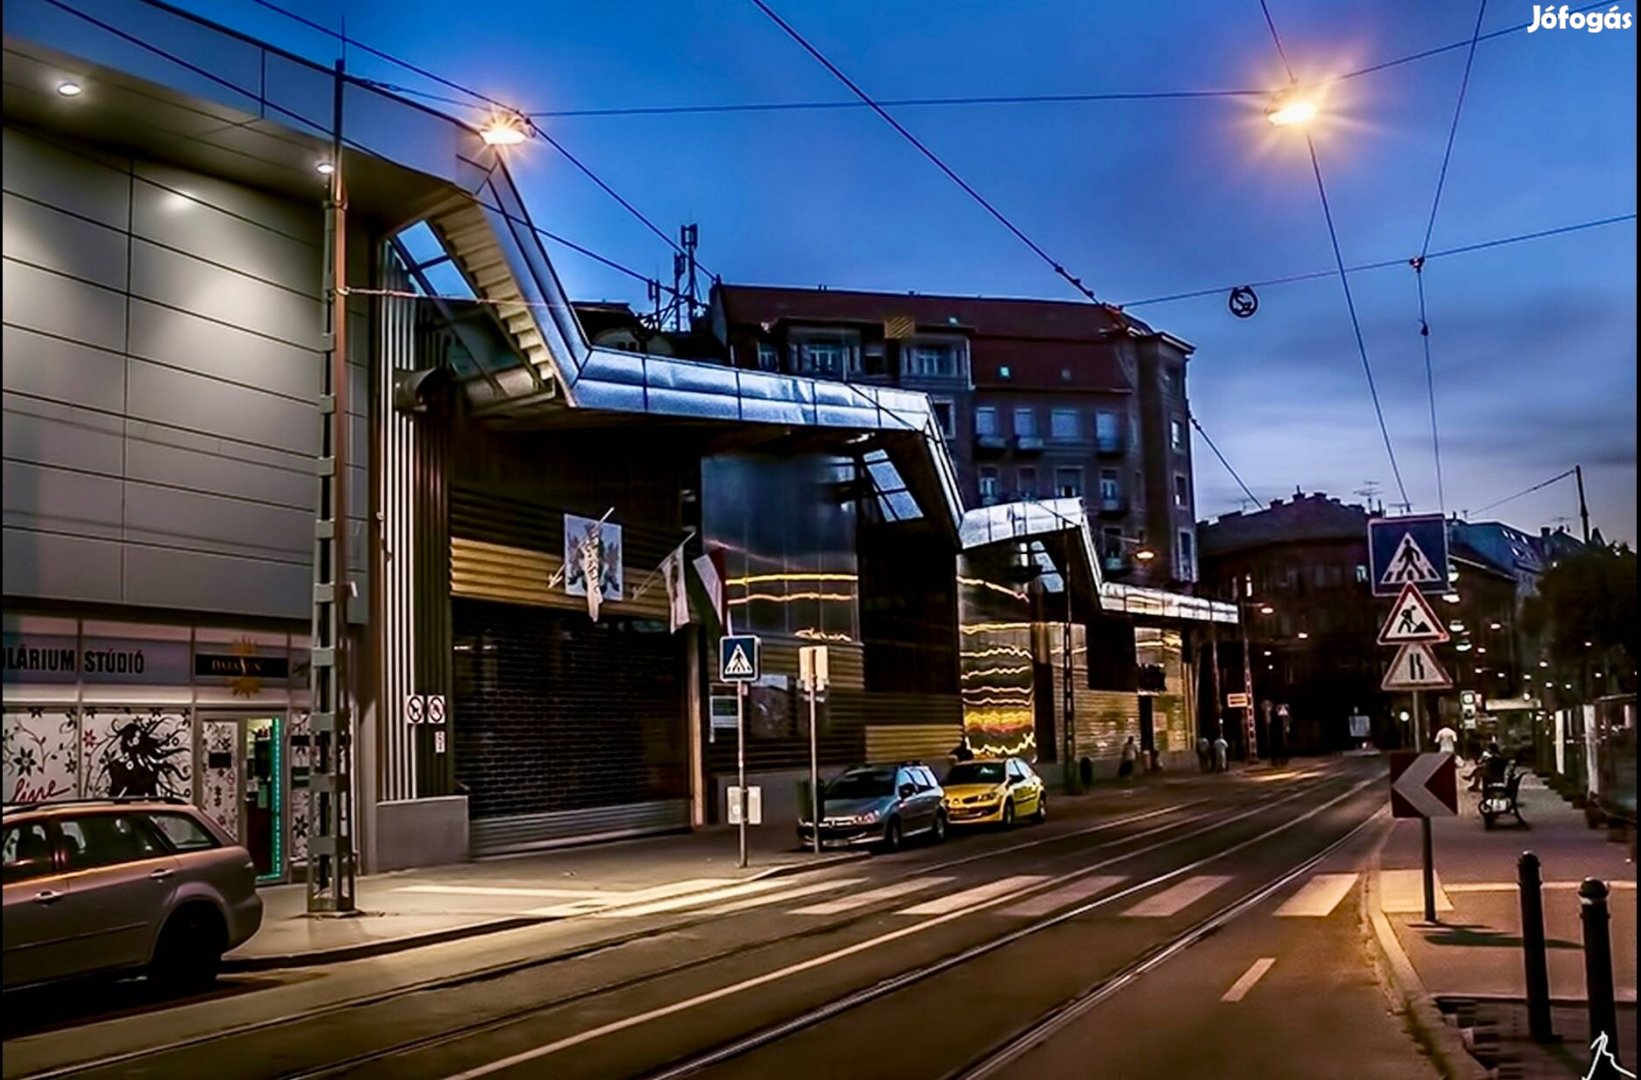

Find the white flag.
xmin=580 ymin=530 xmax=603 ymax=622
xmin=660 ymin=542 xmax=691 ymax=633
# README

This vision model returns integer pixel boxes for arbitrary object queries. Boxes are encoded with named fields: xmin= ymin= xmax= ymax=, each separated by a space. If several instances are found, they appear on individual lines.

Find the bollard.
xmin=1517 ymin=852 xmax=1557 ymax=1042
xmin=1578 ymin=878 xmax=1623 ymax=1073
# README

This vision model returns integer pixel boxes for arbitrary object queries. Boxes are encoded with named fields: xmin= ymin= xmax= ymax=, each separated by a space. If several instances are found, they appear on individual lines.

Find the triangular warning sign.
xmin=724 ymin=645 xmax=754 ymax=678
xmin=1380 ymin=533 xmax=1442 ymax=587
xmin=1381 ymin=642 xmax=1452 ymax=691
xmin=1378 ymin=583 xmax=1450 ymax=645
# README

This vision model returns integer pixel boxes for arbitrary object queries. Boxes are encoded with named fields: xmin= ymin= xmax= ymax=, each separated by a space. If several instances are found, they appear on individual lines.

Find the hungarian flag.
xmin=689 ymin=547 xmax=732 ymax=640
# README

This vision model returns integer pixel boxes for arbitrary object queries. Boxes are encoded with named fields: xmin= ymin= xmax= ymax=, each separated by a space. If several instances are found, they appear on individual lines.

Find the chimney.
xmin=1270 ymin=499 xmax=1283 ymax=509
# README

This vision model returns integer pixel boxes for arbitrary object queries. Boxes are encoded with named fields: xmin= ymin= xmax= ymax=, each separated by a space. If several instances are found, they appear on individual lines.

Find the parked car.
xmin=2 ymin=798 xmax=263 ymax=992
xmin=942 ymin=757 xmax=1046 ymax=827
xmin=796 ymin=763 xmax=947 ymax=852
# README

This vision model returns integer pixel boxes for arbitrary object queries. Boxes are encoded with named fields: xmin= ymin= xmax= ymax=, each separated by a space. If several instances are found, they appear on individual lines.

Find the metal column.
xmin=307 ymin=59 xmax=356 ymax=914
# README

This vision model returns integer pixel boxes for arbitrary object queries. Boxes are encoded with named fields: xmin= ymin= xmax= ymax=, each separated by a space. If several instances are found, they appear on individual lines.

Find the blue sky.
xmin=187 ymin=0 xmax=1636 ymax=542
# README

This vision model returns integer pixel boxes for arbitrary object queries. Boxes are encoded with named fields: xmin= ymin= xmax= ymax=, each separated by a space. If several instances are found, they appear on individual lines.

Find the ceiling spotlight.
xmin=1490 ymin=622 xmax=1502 ymax=631
xmin=1539 ymin=660 xmax=1549 ymax=668
xmin=56 ymin=80 xmax=83 ymax=97
xmin=1296 ymin=631 xmax=1309 ymax=640
xmin=1259 ymin=604 xmax=1274 ymax=615
xmin=481 ymin=114 xmax=529 ymax=146
xmin=1456 ymin=642 xmax=1472 ymax=652
xmin=315 ymin=161 xmax=335 ymax=176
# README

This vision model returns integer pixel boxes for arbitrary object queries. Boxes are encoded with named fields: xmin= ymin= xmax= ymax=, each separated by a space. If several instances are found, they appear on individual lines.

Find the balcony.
xmin=1102 ymin=553 xmax=1129 ymax=574
xmin=1097 ymin=495 xmax=1128 ymax=516
xmin=974 ymin=433 xmax=1008 ymax=456
xmin=1096 ymin=434 xmax=1124 ymax=457
xmin=1014 ymin=435 xmax=1045 ymax=454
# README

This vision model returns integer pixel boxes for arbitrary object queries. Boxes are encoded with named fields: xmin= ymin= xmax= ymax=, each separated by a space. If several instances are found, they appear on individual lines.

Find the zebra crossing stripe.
xmin=896 ymin=876 xmax=1049 ymax=916
xmin=791 ymin=876 xmax=955 ymax=915
xmin=996 ymin=876 xmax=1127 ymax=918
xmin=1275 ymin=873 xmax=1359 ymax=917
xmin=698 ymin=879 xmax=865 ymax=915
xmin=1121 ymin=874 xmax=1233 ymax=917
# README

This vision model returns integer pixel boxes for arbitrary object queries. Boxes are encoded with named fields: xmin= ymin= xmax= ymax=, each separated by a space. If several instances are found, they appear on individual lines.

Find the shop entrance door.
xmin=200 ymin=714 xmax=286 ymax=884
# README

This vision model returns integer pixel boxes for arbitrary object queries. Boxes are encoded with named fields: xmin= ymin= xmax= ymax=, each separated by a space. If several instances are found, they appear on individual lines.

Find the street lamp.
xmin=481 ymin=112 xmax=531 ymax=146
xmin=1266 ymin=87 xmax=1318 ymax=127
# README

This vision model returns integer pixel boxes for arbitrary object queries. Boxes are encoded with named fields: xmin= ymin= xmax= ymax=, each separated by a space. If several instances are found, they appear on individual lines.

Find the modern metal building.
xmin=2 ymin=0 xmax=1233 ymax=876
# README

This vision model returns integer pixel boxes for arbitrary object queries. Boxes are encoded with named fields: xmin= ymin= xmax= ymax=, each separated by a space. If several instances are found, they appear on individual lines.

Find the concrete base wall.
xmin=375 ymin=796 xmax=469 ymax=871
xmin=713 ymin=768 xmax=817 ymax=828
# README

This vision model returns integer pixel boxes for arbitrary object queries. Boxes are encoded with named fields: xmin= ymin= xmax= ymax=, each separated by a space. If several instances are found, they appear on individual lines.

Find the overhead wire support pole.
xmin=308 ymin=58 xmax=356 ymax=915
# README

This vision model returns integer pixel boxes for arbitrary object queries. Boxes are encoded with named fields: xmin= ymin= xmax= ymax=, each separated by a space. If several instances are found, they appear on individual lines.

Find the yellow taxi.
xmin=941 ymin=757 xmax=1046 ymax=827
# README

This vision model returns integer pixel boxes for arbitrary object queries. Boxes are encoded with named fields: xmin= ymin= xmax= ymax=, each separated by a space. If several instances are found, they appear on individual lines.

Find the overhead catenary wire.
xmin=748 ymin=0 xmax=1107 ymax=308
xmin=1190 ymin=416 xmax=1261 ymax=509
xmin=1412 ymin=0 xmax=1490 ymax=520
xmin=1116 ymin=212 xmax=1636 ymax=308
xmin=1466 ymin=468 xmax=1577 ymax=518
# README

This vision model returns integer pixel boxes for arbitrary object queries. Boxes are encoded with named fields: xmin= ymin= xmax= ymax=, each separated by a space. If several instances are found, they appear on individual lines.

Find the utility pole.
xmin=1062 ymin=535 xmax=1076 ymax=793
xmin=1240 ymin=607 xmax=1257 ymax=762
xmin=1575 ymin=464 xmax=1591 ymax=543
xmin=1208 ymin=623 xmax=1222 ymax=738
xmin=308 ymin=58 xmax=356 ymax=913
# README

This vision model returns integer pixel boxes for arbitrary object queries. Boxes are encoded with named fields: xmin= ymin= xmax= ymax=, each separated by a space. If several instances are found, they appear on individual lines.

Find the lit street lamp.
xmin=1266 ymin=87 xmax=1318 ymax=127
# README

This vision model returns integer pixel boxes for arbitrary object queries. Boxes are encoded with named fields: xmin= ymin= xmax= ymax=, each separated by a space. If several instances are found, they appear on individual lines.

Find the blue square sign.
xmin=1368 ymin=515 xmax=1450 ymax=597
xmin=719 ymin=635 xmax=761 ymax=683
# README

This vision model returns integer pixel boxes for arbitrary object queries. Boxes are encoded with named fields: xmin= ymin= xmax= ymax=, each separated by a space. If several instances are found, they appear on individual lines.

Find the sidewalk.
xmin=228 ymin=825 xmax=862 ymax=970
xmin=1367 ymin=768 xmax=1638 ymax=1079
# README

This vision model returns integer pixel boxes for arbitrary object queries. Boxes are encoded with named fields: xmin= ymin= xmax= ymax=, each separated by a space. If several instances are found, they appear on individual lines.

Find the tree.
xmin=1521 ymin=543 xmax=1637 ymax=695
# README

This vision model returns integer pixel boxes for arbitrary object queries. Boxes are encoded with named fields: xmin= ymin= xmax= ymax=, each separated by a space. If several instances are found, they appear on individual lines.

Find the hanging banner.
xmin=564 ymin=513 xmax=623 ymax=619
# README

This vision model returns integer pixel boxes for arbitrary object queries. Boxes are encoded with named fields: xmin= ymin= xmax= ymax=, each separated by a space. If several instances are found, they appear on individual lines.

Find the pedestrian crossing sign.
xmin=1377 ymin=583 xmax=1450 ymax=645
xmin=1368 ymin=514 xmax=1449 ymax=598
xmin=719 ymin=634 xmax=760 ymax=683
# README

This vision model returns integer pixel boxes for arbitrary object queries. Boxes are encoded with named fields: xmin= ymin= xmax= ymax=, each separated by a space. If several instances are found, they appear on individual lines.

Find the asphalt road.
xmin=3 ymin=758 xmax=1437 ymax=1080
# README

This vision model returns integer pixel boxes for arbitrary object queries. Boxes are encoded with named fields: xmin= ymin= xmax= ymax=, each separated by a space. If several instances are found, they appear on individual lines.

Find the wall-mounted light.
xmin=1259 ymin=604 xmax=1274 ymax=615
xmin=315 ymin=161 xmax=336 ymax=176
xmin=1489 ymin=622 xmax=1502 ymax=631
xmin=1296 ymin=631 xmax=1309 ymax=640
xmin=56 ymin=80 xmax=84 ymax=97
xmin=481 ymin=113 xmax=530 ymax=146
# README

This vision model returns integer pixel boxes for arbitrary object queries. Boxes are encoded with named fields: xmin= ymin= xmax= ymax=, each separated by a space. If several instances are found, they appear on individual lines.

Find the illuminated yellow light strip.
xmin=795 ymin=628 xmax=855 ymax=643
xmin=729 ymin=592 xmax=856 ymax=606
xmin=957 ymin=576 xmax=1030 ymax=602
xmin=962 ymin=695 xmax=1036 ymax=707
xmin=726 ymin=573 xmax=859 ymax=586
xmin=961 ymin=665 xmax=1033 ymax=679
xmin=961 ymin=646 xmax=1033 ymax=660
xmin=960 ymin=622 xmax=1033 ymax=635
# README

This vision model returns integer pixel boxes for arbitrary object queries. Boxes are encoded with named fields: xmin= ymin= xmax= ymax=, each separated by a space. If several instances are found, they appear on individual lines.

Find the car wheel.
xmin=880 ymin=817 xmax=903 ymax=853
xmin=931 ymin=811 xmax=948 ymax=844
xmin=1001 ymin=800 xmax=1016 ymax=829
xmin=1032 ymin=794 xmax=1047 ymax=824
xmin=149 ymin=905 xmax=225 ymax=994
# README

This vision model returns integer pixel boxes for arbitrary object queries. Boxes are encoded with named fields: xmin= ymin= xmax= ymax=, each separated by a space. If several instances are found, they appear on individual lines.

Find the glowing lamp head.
xmin=1266 ymin=89 xmax=1318 ymax=128
xmin=1134 ymin=547 xmax=1155 ymax=562
xmin=314 ymin=161 xmax=336 ymax=176
xmin=56 ymin=80 xmax=83 ymax=97
xmin=481 ymin=116 xmax=529 ymax=146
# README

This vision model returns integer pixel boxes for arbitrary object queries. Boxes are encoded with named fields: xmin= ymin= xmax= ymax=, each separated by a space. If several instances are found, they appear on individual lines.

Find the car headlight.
xmin=855 ymin=810 xmax=880 ymax=825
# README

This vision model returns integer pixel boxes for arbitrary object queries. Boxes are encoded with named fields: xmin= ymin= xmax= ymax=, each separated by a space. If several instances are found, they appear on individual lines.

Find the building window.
xmin=791 ymin=330 xmax=860 ymax=378
xmin=1174 ymin=474 xmax=1189 ymax=508
xmin=998 ymin=365 xmax=1011 ymax=379
xmin=1354 ymin=564 xmax=1369 ymax=583
xmin=1014 ymin=407 xmax=1037 ymax=437
xmin=1162 ymin=368 xmax=1178 ymax=396
xmin=975 ymin=406 xmax=999 ymax=436
xmin=1051 ymin=408 xmax=1080 ymax=441
xmin=1095 ymin=410 xmax=1119 ymax=448
xmin=1170 ymin=418 xmax=1184 ymax=450
xmin=1054 ymin=466 xmax=1084 ymax=498
xmin=1017 ymin=466 xmax=1037 ymax=498
xmin=904 ymin=341 xmax=961 ymax=378
xmin=978 ymin=466 xmax=1001 ymax=505
xmin=1102 ymin=527 xmax=1122 ymax=557
xmin=756 ymin=341 xmax=779 ymax=371
xmin=1178 ymin=530 xmax=1194 ymax=579
xmin=931 ymin=399 xmax=955 ymax=439
xmin=1099 ymin=469 xmax=1120 ymax=500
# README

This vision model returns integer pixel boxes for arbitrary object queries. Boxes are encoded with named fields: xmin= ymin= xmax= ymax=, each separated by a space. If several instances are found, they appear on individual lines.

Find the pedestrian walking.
xmin=1197 ymin=735 xmax=1211 ymax=773
xmin=1119 ymin=735 xmax=1138 ymax=780
xmin=951 ymin=733 xmax=975 ymax=762
xmin=1212 ymin=734 xmax=1229 ymax=772
xmin=1434 ymin=723 xmax=1459 ymax=757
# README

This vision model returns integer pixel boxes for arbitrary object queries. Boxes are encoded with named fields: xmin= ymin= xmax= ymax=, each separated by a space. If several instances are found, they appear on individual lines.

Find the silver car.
xmin=2 ymin=798 xmax=263 ymax=991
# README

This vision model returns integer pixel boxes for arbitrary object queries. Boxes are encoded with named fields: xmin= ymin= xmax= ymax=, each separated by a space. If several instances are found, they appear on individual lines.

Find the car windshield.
xmin=945 ymin=761 xmax=1006 ymax=786
xmin=825 ymin=770 xmax=895 ymax=800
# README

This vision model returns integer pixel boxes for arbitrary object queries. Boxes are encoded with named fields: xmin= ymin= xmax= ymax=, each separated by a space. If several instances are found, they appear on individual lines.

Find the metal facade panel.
xmin=1 ymin=528 xmax=123 ymax=603
xmin=2 ymin=459 xmax=124 ymax=540
xmin=122 ymin=541 xmax=309 ymax=619
xmin=1 ymin=127 xmax=131 ymax=228
xmin=2 ymin=400 xmax=125 ymax=476
xmin=126 ymin=357 xmax=319 ymax=456
xmin=2 ymin=259 xmax=127 ymax=353
xmin=2 ymin=192 xmax=129 ymax=290
xmin=123 ymin=480 xmax=310 ymax=561
xmin=129 ymin=239 xmax=320 ymax=347
xmin=468 ymin=800 xmax=690 ymax=856
xmin=128 ymin=299 xmax=320 ymax=401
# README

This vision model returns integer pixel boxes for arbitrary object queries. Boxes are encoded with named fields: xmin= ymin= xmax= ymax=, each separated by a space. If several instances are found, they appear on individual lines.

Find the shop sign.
xmin=3 ymin=634 xmax=190 ymax=685
xmin=3 ymin=634 xmax=80 ymax=684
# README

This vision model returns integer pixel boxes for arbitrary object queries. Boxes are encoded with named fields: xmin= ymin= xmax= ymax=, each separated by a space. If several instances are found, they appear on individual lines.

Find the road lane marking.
xmin=591 ymin=880 xmax=793 ymax=918
xmin=1378 ymin=869 xmax=1453 ymax=913
xmin=1122 ymin=874 xmax=1233 ymax=917
xmin=1220 ymin=957 xmax=1276 ymax=1002
xmin=1444 ymin=880 xmax=1638 ymax=893
xmin=697 ymin=879 xmax=866 ymax=915
xmin=896 ymin=876 xmax=1049 ymax=916
xmin=791 ymin=876 xmax=955 ymax=915
xmin=433 ymin=772 xmax=1380 ymax=1080
xmin=996 ymin=876 xmax=1127 ymax=918
xmin=1275 ymin=872 xmax=1360 ymax=917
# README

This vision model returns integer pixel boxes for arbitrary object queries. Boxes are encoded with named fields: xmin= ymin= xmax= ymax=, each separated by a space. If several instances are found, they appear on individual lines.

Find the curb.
xmin=225 ymin=850 xmax=866 ymax=972
xmin=1361 ymin=862 xmax=1494 ymax=1080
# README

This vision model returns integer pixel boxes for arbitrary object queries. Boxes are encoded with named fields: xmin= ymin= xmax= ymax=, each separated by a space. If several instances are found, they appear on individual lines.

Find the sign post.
xmin=1379 ymin=568 xmax=1457 ymax=926
xmin=720 ymin=634 xmax=760 ymax=868
xmin=798 ymin=645 xmax=829 ymax=855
